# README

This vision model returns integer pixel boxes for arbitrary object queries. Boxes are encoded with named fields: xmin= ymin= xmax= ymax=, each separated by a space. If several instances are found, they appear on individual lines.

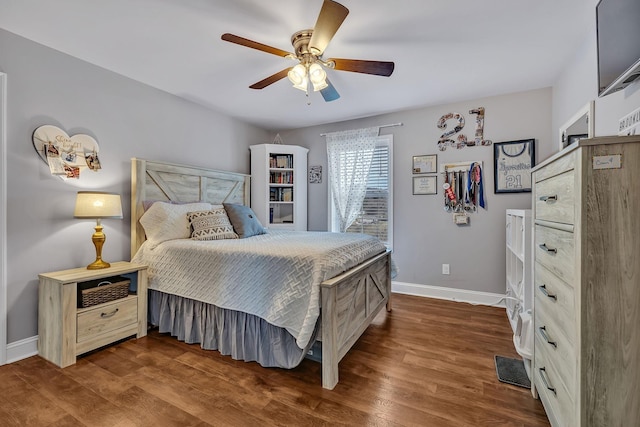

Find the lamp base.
xmin=87 ymin=221 xmax=111 ymax=269
xmin=87 ymin=259 xmax=111 ymax=270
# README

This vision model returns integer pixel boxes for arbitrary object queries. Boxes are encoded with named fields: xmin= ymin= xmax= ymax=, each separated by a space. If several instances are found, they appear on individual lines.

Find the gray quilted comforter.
xmin=132 ymin=230 xmax=387 ymax=348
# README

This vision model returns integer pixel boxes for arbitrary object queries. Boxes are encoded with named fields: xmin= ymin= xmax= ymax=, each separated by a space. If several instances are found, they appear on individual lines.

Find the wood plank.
xmin=0 ymin=294 xmax=549 ymax=426
xmin=9 ymin=357 xmax=129 ymax=426
xmin=0 ymin=366 xmax=70 ymax=425
xmin=582 ymin=141 xmax=640 ymax=426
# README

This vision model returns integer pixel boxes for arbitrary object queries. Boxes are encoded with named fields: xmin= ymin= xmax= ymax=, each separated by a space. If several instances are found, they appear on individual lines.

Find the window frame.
xmin=328 ymin=134 xmax=393 ymax=250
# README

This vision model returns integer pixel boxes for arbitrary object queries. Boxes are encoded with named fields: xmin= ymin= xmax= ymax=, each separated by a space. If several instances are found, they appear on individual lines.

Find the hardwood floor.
xmin=0 ymin=294 xmax=549 ymax=426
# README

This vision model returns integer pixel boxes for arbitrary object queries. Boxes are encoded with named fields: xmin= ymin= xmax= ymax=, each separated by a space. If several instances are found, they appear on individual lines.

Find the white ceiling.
xmin=0 ymin=0 xmax=593 ymax=131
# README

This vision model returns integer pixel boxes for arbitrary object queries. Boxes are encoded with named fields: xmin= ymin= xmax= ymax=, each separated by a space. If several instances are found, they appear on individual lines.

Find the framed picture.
xmin=493 ymin=138 xmax=536 ymax=193
xmin=309 ymin=165 xmax=322 ymax=184
xmin=412 ymin=154 xmax=437 ymax=174
xmin=413 ymin=175 xmax=437 ymax=195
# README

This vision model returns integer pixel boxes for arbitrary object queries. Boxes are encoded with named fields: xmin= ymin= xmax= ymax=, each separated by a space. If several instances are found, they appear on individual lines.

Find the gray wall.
xmin=278 ymin=88 xmax=552 ymax=294
xmin=0 ymin=29 xmax=269 ymax=343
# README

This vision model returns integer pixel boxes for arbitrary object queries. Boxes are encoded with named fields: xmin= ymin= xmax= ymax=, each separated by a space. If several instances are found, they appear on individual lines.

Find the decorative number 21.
xmin=437 ymin=107 xmax=492 ymax=151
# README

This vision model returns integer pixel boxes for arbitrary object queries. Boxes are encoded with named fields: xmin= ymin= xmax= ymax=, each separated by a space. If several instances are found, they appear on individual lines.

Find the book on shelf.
xmin=269 ymin=154 xmax=294 ymax=169
xmin=269 ymin=187 xmax=294 ymax=202
xmin=269 ymin=171 xmax=293 ymax=184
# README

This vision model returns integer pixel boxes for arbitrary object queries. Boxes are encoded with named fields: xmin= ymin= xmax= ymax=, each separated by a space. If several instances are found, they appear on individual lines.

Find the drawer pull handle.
xmin=538 ymin=326 xmax=558 ymax=348
xmin=539 ymin=367 xmax=557 ymax=395
xmin=101 ymin=308 xmax=119 ymax=318
xmin=539 ymin=195 xmax=558 ymax=203
xmin=539 ymin=243 xmax=557 ymax=254
xmin=539 ymin=284 xmax=557 ymax=300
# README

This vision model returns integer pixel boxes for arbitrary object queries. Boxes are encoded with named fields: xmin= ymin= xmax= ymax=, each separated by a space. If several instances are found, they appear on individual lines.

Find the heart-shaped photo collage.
xmin=32 ymin=125 xmax=101 ymax=179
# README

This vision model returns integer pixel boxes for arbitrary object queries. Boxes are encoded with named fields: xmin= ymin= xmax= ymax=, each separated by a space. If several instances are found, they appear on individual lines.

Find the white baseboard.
xmin=392 ymin=281 xmax=507 ymax=307
xmin=5 ymin=335 xmax=38 ymax=364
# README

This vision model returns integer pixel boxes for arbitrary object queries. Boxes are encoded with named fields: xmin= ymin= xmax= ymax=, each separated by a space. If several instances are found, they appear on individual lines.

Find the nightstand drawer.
xmin=77 ymin=296 xmax=138 ymax=343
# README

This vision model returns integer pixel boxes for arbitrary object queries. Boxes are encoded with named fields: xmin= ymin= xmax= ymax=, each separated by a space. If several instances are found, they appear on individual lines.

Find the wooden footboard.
xmin=320 ymin=249 xmax=392 ymax=389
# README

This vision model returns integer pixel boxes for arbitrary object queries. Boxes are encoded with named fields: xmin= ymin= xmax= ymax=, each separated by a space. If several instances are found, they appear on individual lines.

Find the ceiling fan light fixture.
xmin=312 ymin=80 xmax=328 ymax=92
xmin=292 ymin=78 xmax=309 ymax=91
xmin=288 ymin=63 xmax=308 ymax=91
xmin=222 ymin=0 xmax=394 ymax=102
xmin=309 ymin=62 xmax=328 ymax=91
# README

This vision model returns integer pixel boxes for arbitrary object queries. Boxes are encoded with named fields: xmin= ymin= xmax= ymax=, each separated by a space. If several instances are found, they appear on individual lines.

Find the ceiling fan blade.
xmin=308 ymin=0 xmax=349 ymax=55
xmin=320 ymin=79 xmax=340 ymax=102
xmin=330 ymin=58 xmax=395 ymax=76
xmin=221 ymin=33 xmax=292 ymax=57
xmin=249 ymin=68 xmax=292 ymax=89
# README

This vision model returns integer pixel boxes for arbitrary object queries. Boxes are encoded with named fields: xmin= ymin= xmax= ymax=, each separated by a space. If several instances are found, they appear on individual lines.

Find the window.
xmin=330 ymin=134 xmax=393 ymax=248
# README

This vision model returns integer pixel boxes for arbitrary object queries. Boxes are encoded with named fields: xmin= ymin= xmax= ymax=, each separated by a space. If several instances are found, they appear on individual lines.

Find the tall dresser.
xmin=531 ymin=135 xmax=640 ymax=426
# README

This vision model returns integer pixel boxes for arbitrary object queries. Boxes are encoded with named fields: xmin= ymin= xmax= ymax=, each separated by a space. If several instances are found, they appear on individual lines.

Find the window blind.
xmin=346 ymin=143 xmax=390 ymax=243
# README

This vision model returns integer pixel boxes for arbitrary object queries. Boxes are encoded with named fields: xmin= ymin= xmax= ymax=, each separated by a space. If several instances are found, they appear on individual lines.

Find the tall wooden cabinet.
xmin=250 ymin=144 xmax=308 ymax=231
xmin=531 ymin=135 xmax=640 ymax=427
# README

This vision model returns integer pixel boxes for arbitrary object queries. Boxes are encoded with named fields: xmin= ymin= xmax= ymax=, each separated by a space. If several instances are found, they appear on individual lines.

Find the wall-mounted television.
xmin=596 ymin=0 xmax=640 ymax=97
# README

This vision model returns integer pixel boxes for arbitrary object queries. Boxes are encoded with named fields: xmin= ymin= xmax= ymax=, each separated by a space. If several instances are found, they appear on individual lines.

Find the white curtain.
xmin=326 ymin=127 xmax=379 ymax=232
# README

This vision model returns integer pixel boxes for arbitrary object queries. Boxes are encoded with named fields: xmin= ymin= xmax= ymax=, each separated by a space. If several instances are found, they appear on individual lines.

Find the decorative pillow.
xmin=223 ymin=203 xmax=266 ymax=238
xmin=187 ymin=208 xmax=238 ymax=240
xmin=139 ymin=202 xmax=213 ymax=246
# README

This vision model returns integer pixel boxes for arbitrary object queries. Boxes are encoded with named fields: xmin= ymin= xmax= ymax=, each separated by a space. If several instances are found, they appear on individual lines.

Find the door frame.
xmin=1 ymin=72 xmax=7 ymax=365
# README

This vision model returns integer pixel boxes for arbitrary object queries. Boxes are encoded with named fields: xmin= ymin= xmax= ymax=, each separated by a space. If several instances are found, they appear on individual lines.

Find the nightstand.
xmin=38 ymin=261 xmax=148 ymax=368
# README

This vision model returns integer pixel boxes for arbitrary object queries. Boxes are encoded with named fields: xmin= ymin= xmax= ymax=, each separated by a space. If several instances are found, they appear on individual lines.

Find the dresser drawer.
xmin=534 ymin=170 xmax=575 ymax=225
xmin=534 ymin=225 xmax=575 ymax=285
xmin=534 ymin=262 xmax=575 ymax=337
xmin=77 ymin=296 xmax=138 ymax=343
xmin=533 ymin=149 xmax=576 ymax=183
xmin=535 ymin=304 xmax=576 ymax=397
xmin=534 ymin=342 xmax=575 ymax=427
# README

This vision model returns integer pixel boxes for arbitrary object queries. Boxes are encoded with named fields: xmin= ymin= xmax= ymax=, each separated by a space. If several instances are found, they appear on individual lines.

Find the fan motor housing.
xmin=291 ymin=30 xmax=314 ymax=58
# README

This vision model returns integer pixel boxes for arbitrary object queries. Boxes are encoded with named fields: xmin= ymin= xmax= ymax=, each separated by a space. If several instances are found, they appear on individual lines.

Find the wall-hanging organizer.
xmin=441 ymin=161 xmax=485 ymax=225
xmin=32 ymin=125 xmax=101 ymax=179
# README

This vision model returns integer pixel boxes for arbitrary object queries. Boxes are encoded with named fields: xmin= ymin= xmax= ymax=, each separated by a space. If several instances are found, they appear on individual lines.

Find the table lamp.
xmin=74 ymin=191 xmax=123 ymax=269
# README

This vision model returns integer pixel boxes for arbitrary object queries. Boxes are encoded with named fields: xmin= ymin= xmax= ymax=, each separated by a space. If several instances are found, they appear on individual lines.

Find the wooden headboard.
xmin=130 ymin=158 xmax=250 ymax=258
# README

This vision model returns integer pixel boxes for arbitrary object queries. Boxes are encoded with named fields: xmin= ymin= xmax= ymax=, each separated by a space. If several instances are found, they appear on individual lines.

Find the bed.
xmin=130 ymin=158 xmax=392 ymax=389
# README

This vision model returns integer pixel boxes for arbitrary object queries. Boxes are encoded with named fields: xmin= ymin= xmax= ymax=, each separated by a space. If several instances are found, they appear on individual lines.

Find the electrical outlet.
xmin=442 ymin=264 xmax=450 ymax=275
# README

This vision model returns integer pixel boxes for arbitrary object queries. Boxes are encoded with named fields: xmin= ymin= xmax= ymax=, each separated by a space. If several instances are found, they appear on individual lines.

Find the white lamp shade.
xmin=288 ymin=64 xmax=308 ymax=91
xmin=74 ymin=191 xmax=123 ymax=219
xmin=309 ymin=63 xmax=328 ymax=91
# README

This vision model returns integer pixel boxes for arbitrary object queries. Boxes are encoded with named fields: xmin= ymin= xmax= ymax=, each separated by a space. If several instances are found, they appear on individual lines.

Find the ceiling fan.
xmin=221 ymin=0 xmax=395 ymax=102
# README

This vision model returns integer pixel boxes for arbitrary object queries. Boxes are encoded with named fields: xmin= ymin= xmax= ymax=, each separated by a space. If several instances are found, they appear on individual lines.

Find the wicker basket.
xmin=80 ymin=278 xmax=130 ymax=308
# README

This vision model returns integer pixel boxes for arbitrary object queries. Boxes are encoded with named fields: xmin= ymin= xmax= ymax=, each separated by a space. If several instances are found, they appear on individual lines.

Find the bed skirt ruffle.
xmin=148 ymin=290 xmax=317 ymax=369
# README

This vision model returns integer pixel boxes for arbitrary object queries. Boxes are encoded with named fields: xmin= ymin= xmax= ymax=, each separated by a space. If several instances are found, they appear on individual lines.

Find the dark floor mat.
xmin=494 ymin=355 xmax=531 ymax=389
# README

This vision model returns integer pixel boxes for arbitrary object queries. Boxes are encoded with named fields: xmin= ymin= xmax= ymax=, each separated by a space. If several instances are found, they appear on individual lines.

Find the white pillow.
xmin=139 ymin=202 xmax=213 ymax=246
